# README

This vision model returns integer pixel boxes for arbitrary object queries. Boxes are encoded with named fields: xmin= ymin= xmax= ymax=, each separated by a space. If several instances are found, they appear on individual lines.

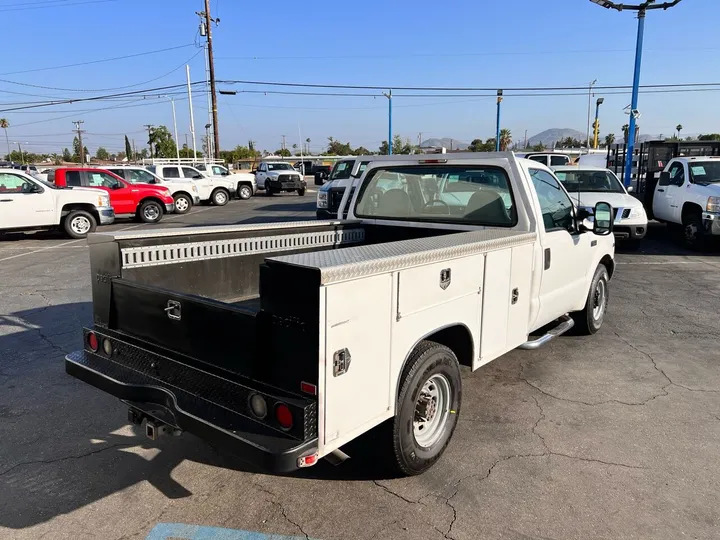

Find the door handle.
xmin=0 ymin=199 xmax=12 ymax=202
xmin=657 ymin=189 xmax=665 ymax=192
xmin=544 ymin=248 xmax=551 ymax=270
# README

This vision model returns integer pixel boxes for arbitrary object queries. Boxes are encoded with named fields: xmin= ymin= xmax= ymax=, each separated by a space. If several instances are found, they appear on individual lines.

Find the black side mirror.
xmin=659 ymin=171 xmax=670 ymax=186
xmin=593 ymin=202 xmax=613 ymax=236
xmin=112 ymin=182 xmax=123 ymax=190
xmin=193 ymin=174 xmax=203 ymax=179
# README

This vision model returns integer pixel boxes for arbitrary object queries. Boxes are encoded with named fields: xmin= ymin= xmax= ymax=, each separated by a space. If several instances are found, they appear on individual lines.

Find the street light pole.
xmin=161 ymin=95 xmax=180 ymax=163
xmin=589 ymin=0 xmax=683 ymax=186
xmin=495 ymin=90 xmax=503 ymax=152
xmin=586 ymin=79 xmax=597 ymax=148
xmin=383 ymin=90 xmax=393 ymax=155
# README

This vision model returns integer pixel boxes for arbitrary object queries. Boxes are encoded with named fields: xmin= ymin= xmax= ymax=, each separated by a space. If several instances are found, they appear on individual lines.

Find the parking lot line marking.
xmin=0 ymin=238 xmax=83 ymax=263
xmin=146 ymin=523 xmax=309 ymax=539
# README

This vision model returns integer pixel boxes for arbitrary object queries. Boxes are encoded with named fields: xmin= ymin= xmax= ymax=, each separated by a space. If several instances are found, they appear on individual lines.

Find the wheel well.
xmin=600 ymin=254 xmax=615 ymax=278
xmin=138 ymin=197 xmax=166 ymax=213
xmin=236 ymin=181 xmax=252 ymax=188
xmin=212 ymin=186 xmax=229 ymax=195
xmin=407 ymin=324 xmax=474 ymax=371
xmin=60 ymin=203 xmax=99 ymax=221
xmin=681 ymin=202 xmax=703 ymax=222
xmin=173 ymin=190 xmax=191 ymax=199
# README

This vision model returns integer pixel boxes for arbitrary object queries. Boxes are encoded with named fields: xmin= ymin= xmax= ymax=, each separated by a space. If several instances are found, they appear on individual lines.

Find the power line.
xmin=0 ymin=44 xmax=195 ymax=76
xmin=0 ymin=0 xmax=116 ymax=12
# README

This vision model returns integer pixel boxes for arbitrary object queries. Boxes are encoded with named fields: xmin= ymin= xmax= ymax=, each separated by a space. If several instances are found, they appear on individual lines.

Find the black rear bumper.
xmin=65 ymin=348 xmax=317 ymax=473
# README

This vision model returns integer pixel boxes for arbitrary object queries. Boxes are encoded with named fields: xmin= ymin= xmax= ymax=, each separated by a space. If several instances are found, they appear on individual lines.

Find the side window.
xmin=128 ymin=169 xmax=156 ymax=184
xmin=65 ymin=171 xmax=82 ymax=186
xmin=0 ymin=173 xmax=30 ymax=193
xmin=668 ymin=163 xmax=685 ymax=186
xmin=163 ymin=167 xmax=181 ymax=179
xmin=212 ymin=166 xmax=224 ymax=175
xmin=106 ymin=169 xmax=124 ymax=179
xmin=182 ymin=167 xmax=200 ymax=179
xmin=528 ymin=155 xmax=547 ymax=164
xmin=87 ymin=172 xmax=120 ymax=188
xmin=550 ymin=155 xmax=569 ymax=166
xmin=258 ymin=164 xmax=266 ymax=172
xmin=529 ymin=169 xmax=575 ymax=233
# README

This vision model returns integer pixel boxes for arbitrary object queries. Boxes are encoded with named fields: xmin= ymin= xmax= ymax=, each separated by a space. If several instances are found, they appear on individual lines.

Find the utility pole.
xmin=524 ymin=129 xmax=528 ymax=149
xmin=495 ymin=90 xmax=503 ymax=152
xmin=73 ymin=120 xmax=85 ymax=165
xmin=132 ymin=139 xmax=136 ymax=162
xmin=197 ymin=0 xmax=220 ymax=159
xmin=144 ymin=124 xmax=154 ymax=157
xmin=586 ymin=79 xmax=597 ymax=148
xmin=382 ymin=90 xmax=392 ymax=154
xmin=281 ymin=135 xmax=287 ymax=152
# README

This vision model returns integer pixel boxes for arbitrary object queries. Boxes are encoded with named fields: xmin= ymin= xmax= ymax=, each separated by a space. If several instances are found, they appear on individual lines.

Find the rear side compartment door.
xmin=323 ymin=274 xmax=393 ymax=447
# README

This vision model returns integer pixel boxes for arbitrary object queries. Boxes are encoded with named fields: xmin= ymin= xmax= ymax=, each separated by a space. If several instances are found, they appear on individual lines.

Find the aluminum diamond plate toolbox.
xmin=268 ymin=229 xmax=536 ymax=284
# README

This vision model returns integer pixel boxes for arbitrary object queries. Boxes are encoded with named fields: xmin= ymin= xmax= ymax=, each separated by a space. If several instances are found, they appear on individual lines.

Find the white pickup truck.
xmin=0 ymin=169 xmax=114 ymax=238
xmin=652 ymin=156 xmax=720 ymax=248
xmin=65 ymin=153 xmax=615 ymax=475
xmin=148 ymin=164 xmax=238 ymax=206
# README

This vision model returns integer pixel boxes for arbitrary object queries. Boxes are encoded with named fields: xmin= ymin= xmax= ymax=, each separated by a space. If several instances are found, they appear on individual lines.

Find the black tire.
xmin=138 ymin=200 xmax=163 ymax=224
xmin=571 ymin=264 xmax=609 ymax=335
xmin=297 ymin=188 xmax=306 ymax=196
xmin=682 ymin=211 xmax=707 ymax=251
xmin=391 ymin=341 xmax=462 ymax=476
xmin=173 ymin=193 xmax=192 ymax=214
xmin=63 ymin=210 xmax=96 ymax=239
xmin=211 ymin=188 xmax=229 ymax=206
xmin=266 ymin=187 xmax=275 ymax=196
xmin=237 ymin=183 xmax=252 ymax=200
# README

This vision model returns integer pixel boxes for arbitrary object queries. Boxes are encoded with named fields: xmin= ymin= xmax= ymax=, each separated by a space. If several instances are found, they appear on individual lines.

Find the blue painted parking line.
xmin=146 ymin=523 xmax=309 ymax=540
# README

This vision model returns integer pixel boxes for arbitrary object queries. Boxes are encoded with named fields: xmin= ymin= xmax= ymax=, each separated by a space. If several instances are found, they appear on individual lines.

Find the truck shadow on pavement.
xmin=252 ymin=201 xmax=317 ymax=213
xmin=0 ymin=302 xmax=399 ymax=530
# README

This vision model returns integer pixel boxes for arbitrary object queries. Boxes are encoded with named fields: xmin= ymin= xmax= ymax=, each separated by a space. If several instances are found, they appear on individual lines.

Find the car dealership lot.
xmin=1 ymin=200 xmax=719 ymax=539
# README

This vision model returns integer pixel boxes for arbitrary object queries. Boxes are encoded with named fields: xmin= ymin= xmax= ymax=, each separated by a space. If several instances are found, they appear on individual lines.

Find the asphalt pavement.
xmin=1 ymin=196 xmax=719 ymax=540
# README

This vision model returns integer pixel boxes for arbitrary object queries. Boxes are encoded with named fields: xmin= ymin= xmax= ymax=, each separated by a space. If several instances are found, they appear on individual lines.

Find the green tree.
xmin=62 ymin=148 xmax=72 ymax=162
xmin=676 ymin=124 xmax=683 ymax=139
xmin=50 ymin=153 xmax=61 ymax=165
xmin=531 ymin=142 xmax=546 ymax=151
xmin=698 ymin=133 xmax=720 ymax=141
xmin=378 ymin=135 xmax=414 ymax=155
xmin=95 ymin=147 xmax=109 ymax=160
xmin=124 ymin=135 xmax=133 ymax=161
xmin=352 ymin=146 xmax=371 ymax=156
xmin=326 ymin=137 xmax=353 ymax=156
xmin=275 ymin=148 xmax=292 ymax=157
xmin=72 ymin=136 xmax=81 ymax=162
xmin=622 ymin=124 xmax=630 ymax=142
xmin=0 ymin=118 xmax=9 ymax=159
xmin=604 ymin=133 xmax=616 ymax=147
xmin=139 ymin=148 xmax=149 ymax=159
xmin=499 ymin=128 xmax=513 ymax=151
xmin=148 ymin=125 xmax=177 ymax=158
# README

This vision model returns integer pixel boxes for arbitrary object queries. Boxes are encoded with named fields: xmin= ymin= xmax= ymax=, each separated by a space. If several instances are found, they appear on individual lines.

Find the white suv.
xmin=148 ymin=165 xmax=236 ymax=206
xmin=106 ymin=166 xmax=200 ymax=215
xmin=0 ymin=169 xmax=114 ymax=238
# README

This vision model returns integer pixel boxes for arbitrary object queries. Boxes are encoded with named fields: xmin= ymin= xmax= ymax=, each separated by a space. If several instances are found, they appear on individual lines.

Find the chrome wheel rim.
xmin=413 ymin=374 xmax=451 ymax=448
xmin=215 ymin=191 xmax=227 ymax=204
xmin=240 ymin=186 xmax=251 ymax=199
xmin=143 ymin=205 xmax=160 ymax=221
xmin=592 ymin=279 xmax=607 ymax=321
xmin=175 ymin=197 xmax=189 ymax=212
xmin=70 ymin=216 xmax=91 ymax=235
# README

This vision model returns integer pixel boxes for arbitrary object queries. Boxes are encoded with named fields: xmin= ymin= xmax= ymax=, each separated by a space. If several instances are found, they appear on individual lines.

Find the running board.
xmin=519 ymin=315 xmax=574 ymax=350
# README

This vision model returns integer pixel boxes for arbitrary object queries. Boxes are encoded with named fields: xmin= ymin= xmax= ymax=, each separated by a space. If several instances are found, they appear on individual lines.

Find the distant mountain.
xmin=420 ymin=138 xmax=469 ymax=151
xmin=527 ymin=128 xmax=586 ymax=148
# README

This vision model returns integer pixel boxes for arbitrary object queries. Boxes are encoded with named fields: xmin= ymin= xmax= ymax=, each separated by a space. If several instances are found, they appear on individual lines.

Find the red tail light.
xmin=275 ymin=403 xmax=293 ymax=430
xmin=87 ymin=332 xmax=98 ymax=352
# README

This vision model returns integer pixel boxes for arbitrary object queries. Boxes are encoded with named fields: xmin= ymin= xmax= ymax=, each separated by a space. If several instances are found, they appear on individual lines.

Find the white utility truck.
xmin=0 ymin=169 xmax=114 ymax=238
xmin=65 ymin=153 xmax=615 ymax=475
xmin=652 ymin=156 xmax=720 ymax=248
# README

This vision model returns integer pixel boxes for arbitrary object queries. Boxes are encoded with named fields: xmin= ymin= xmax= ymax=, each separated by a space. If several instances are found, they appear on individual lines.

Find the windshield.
xmin=267 ymin=163 xmax=293 ymax=171
xmin=33 ymin=176 xmax=61 ymax=190
xmin=126 ymin=169 xmax=160 ymax=184
xmin=689 ymin=161 xmax=720 ymax=183
xmin=355 ymin=165 xmax=516 ymax=227
xmin=329 ymin=161 xmax=354 ymax=180
xmin=554 ymin=170 xmax=625 ymax=193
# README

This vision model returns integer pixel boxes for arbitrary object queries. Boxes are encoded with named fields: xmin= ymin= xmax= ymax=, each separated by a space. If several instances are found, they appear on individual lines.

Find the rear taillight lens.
xmin=275 ymin=403 xmax=293 ymax=430
xmin=87 ymin=332 xmax=98 ymax=352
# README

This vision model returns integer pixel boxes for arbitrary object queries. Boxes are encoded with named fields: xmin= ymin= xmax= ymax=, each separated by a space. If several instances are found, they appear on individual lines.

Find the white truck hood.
xmin=569 ymin=191 xmax=642 ymax=210
xmin=696 ymin=182 xmax=720 ymax=195
xmin=60 ymin=186 xmax=110 ymax=205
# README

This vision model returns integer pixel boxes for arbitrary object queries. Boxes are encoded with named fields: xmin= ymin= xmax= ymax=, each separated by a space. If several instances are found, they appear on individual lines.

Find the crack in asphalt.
xmin=0 ymin=442 xmax=136 ymax=477
xmin=252 ymin=481 xmax=310 ymax=540
xmin=368 ymin=519 xmax=400 ymax=540
xmin=372 ymin=480 xmax=419 ymax=504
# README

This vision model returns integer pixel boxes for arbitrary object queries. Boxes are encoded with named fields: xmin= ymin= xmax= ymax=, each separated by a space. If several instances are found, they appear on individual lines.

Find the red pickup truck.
xmin=50 ymin=168 xmax=175 ymax=223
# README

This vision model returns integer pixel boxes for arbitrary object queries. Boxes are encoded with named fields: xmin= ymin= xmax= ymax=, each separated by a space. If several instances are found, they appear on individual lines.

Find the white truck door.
xmin=528 ymin=168 xmax=592 ymax=325
xmin=255 ymin=163 xmax=267 ymax=188
xmin=180 ymin=167 xmax=211 ymax=199
xmin=654 ymin=161 xmax=685 ymax=222
xmin=0 ymin=173 xmax=55 ymax=227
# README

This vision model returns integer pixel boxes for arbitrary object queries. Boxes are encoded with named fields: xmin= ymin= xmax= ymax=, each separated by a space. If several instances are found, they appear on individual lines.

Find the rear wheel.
xmin=173 ymin=193 xmax=192 ymax=214
xmin=571 ymin=264 xmax=609 ymax=335
xmin=211 ymin=188 xmax=229 ymax=206
xmin=390 ymin=341 xmax=461 ymax=476
xmin=63 ymin=210 xmax=96 ymax=239
xmin=138 ymin=200 xmax=163 ymax=223
xmin=237 ymin=184 xmax=252 ymax=200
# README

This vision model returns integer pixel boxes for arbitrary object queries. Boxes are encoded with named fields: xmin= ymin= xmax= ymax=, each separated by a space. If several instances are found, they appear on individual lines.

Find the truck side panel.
xmin=477 ymin=249 xmax=512 ymax=368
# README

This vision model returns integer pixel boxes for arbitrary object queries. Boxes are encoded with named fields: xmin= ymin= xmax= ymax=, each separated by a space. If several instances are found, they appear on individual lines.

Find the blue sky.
xmin=1 ymin=0 xmax=718 ymax=156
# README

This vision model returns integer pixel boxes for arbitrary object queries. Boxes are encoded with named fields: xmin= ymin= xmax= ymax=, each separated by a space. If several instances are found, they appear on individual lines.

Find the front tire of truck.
xmin=572 ymin=264 xmax=609 ymax=335
xmin=211 ymin=188 xmax=229 ymax=206
xmin=63 ymin=210 xmax=96 ymax=239
xmin=391 ymin=341 xmax=461 ymax=476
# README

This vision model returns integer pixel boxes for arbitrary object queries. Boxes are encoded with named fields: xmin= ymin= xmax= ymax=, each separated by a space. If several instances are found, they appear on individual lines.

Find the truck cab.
xmin=653 ymin=156 xmax=720 ymax=247
xmin=316 ymin=159 xmax=369 ymax=219
xmin=65 ymin=153 xmax=614 ymax=476
xmin=148 ymin=164 xmax=238 ymax=205
xmin=524 ymin=153 xmax=572 ymax=167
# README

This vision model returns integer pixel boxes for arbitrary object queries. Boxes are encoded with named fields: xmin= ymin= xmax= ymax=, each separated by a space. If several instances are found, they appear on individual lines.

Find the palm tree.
xmin=676 ymin=124 xmax=683 ymax=139
xmin=499 ymin=128 xmax=513 ymax=151
xmin=604 ymin=133 xmax=615 ymax=147
xmin=622 ymin=124 xmax=630 ymax=142
xmin=305 ymin=137 xmax=311 ymax=154
xmin=0 ymin=118 xmax=9 ymax=159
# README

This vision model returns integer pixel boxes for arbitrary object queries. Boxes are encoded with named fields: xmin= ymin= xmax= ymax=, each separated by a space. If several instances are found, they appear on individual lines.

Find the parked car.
xmin=652 ymin=156 xmax=720 ymax=249
xmin=148 ymin=165 xmax=238 ymax=205
xmin=65 ymin=152 xmax=615 ymax=476
xmin=194 ymin=163 xmax=230 ymax=177
xmin=254 ymin=161 xmax=306 ymax=196
xmin=105 ymin=166 xmax=200 ymax=215
xmin=0 ymin=168 xmax=114 ymax=238
xmin=316 ymin=158 xmax=369 ymax=219
xmin=49 ymin=168 xmax=174 ymax=223
xmin=552 ymin=166 xmax=647 ymax=241
xmin=524 ymin=153 xmax=572 ymax=167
